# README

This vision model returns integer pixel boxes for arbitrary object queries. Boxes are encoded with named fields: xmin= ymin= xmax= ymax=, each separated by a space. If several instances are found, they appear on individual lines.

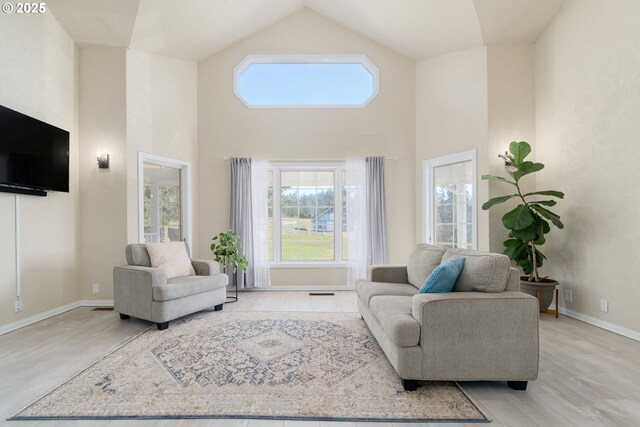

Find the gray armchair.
xmin=113 ymin=243 xmax=228 ymax=330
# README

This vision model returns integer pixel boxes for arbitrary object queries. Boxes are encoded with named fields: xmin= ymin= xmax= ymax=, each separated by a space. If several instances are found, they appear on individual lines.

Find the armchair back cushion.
xmin=442 ymin=248 xmax=511 ymax=293
xmin=125 ymin=244 xmax=152 ymax=267
xmin=407 ymin=244 xmax=447 ymax=288
xmin=146 ymin=242 xmax=196 ymax=280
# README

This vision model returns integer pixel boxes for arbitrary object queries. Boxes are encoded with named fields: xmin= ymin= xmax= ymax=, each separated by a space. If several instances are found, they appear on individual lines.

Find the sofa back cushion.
xmin=407 ymin=244 xmax=447 ymax=288
xmin=442 ymin=248 xmax=511 ymax=293
xmin=146 ymin=242 xmax=195 ymax=280
xmin=126 ymin=244 xmax=152 ymax=267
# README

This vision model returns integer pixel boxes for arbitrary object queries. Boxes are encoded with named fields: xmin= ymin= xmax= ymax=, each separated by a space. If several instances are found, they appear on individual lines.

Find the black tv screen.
xmin=0 ymin=105 xmax=70 ymax=193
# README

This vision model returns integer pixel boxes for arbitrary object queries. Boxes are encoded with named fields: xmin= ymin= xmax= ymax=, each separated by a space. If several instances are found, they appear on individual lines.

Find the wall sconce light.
xmin=97 ymin=154 xmax=110 ymax=169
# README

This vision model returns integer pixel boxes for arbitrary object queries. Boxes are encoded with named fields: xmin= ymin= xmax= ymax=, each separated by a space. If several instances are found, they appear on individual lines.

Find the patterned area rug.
xmin=11 ymin=311 xmax=488 ymax=422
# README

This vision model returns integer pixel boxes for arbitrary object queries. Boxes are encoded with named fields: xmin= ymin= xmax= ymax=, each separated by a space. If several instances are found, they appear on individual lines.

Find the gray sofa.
xmin=113 ymin=243 xmax=228 ymax=330
xmin=356 ymin=244 xmax=539 ymax=391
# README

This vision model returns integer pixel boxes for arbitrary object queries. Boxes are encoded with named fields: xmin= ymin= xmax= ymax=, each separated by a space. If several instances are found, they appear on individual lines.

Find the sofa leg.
xmin=157 ymin=321 xmax=169 ymax=330
xmin=119 ymin=313 xmax=130 ymax=320
xmin=508 ymin=381 xmax=528 ymax=391
xmin=214 ymin=303 xmax=224 ymax=311
xmin=402 ymin=379 xmax=419 ymax=391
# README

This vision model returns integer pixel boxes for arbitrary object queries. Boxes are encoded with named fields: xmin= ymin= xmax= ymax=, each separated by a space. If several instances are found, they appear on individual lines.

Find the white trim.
xmin=233 ymin=54 xmax=380 ymax=109
xmin=0 ymin=300 xmax=114 ymax=336
xmin=138 ymin=152 xmax=192 ymax=248
xmin=559 ymin=307 xmax=640 ymax=342
xmin=423 ymin=149 xmax=477 ymax=250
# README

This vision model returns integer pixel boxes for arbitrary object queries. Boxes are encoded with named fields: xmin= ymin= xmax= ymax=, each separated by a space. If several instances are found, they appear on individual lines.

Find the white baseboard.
xmin=559 ymin=307 xmax=640 ymax=342
xmin=0 ymin=299 xmax=114 ymax=336
xmin=80 ymin=299 xmax=114 ymax=307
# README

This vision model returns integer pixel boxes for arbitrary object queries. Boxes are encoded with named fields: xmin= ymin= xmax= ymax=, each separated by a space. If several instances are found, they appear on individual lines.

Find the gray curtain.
xmin=366 ymin=156 xmax=388 ymax=265
xmin=229 ymin=158 xmax=254 ymax=289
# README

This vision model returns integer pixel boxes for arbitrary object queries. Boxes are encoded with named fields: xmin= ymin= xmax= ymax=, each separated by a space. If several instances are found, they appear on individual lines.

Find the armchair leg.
xmin=119 ymin=313 xmax=130 ymax=320
xmin=157 ymin=321 xmax=169 ymax=330
xmin=508 ymin=381 xmax=528 ymax=391
xmin=402 ymin=379 xmax=419 ymax=391
xmin=214 ymin=303 xmax=224 ymax=311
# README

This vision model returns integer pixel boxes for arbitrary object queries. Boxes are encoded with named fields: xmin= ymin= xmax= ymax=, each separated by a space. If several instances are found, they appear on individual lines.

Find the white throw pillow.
xmin=146 ymin=242 xmax=195 ymax=280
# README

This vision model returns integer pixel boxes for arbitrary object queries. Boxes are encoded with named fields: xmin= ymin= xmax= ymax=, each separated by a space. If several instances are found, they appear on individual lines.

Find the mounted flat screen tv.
xmin=0 ymin=105 xmax=70 ymax=195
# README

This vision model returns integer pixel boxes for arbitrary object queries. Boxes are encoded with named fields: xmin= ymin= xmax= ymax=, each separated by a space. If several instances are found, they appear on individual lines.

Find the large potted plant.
xmin=210 ymin=230 xmax=248 ymax=302
xmin=481 ymin=141 xmax=564 ymax=310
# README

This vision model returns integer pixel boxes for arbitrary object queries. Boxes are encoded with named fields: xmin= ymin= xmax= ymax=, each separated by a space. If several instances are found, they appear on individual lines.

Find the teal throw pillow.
xmin=419 ymin=257 xmax=465 ymax=293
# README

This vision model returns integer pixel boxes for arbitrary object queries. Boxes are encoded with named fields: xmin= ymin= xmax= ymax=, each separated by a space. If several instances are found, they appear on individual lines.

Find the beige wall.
xmin=78 ymin=46 xmax=128 ymax=301
xmin=125 ymin=51 xmax=199 ymax=254
xmin=77 ymin=48 xmax=199 ymax=301
xmin=0 ymin=11 xmax=80 ymax=325
xmin=486 ymin=44 xmax=536 ymax=253
xmin=535 ymin=0 xmax=640 ymax=332
xmin=415 ymin=44 xmax=536 ymax=254
xmin=415 ymin=47 xmax=490 ymax=250
xmin=198 ymin=9 xmax=416 ymax=285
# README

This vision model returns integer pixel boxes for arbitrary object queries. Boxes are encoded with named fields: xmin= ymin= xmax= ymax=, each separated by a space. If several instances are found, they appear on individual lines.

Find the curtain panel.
xmin=229 ymin=157 xmax=271 ymax=289
xmin=345 ymin=156 xmax=388 ymax=286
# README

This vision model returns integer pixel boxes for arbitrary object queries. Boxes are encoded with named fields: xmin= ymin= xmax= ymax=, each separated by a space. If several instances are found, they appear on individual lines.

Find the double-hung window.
xmin=267 ymin=163 xmax=347 ymax=265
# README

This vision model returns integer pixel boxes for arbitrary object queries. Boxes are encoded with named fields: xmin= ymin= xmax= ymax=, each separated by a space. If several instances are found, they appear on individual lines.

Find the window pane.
xmin=433 ymin=161 xmax=473 ymax=249
xmin=279 ymin=169 xmax=335 ymax=261
xmin=237 ymin=62 xmax=375 ymax=106
xmin=143 ymin=164 xmax=181 ymax=243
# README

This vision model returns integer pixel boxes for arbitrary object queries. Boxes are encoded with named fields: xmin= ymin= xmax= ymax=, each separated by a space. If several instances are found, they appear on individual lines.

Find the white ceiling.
xmin=47 ymin=0 xmax=567 ymax=61
xmin=47 ymin=0 xmax=141 ymax=47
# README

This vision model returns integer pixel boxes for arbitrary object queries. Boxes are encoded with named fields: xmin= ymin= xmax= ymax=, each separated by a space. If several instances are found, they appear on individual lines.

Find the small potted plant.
xmin=481 ymin=141 xmax=565 ymax=310
xmin=210 ymin=230 xmax=248 ymax=302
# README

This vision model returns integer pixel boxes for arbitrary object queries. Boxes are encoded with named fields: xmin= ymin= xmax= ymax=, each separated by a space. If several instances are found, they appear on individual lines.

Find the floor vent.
xmin=309 ymin=292 xmax=335 ymax=296
xmin=91 ymin=307 xmax=114 ymax=311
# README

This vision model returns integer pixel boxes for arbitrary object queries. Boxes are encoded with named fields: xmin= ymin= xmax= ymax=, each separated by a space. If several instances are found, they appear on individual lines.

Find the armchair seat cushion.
xmin=153 ymin=274 xmax=228 ymax=302
xmin=369 ymin=296 xmax=420 ymax=347
xmin=355 ymin=280 xmax=418 ymax=306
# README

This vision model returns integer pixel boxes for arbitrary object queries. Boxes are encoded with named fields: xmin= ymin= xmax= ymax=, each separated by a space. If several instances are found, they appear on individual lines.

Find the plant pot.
xmin=519 ymin=278 xmax=558 ymax=311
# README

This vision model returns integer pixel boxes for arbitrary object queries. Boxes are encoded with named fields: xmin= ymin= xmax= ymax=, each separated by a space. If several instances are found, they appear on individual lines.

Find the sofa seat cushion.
xmin=442 ymin=248 xmax=511 ymax=293
xmin=407 ymin=244 xmax=447 ymax=288
xmin=369 ymin=296 xmax=420 ymax=347
xmin=153 ymin=274 xmax=228 ymax=302
xmin=355 ymin=280 xmax=418 ymax=306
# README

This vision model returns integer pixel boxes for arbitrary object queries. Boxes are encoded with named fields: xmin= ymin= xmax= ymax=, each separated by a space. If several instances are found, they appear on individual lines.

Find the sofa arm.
xmin=191 ymin=259 xmax=220 ymax=276
xmin=113 ymin=266 xmax=167 ymax=318
xmin=113 ymin=265 xmax=167 ymax=288
xmin=369 ymin=265 xmax=409 ymax=283
xmin=412 ymin=291 xmax=539 ymax=380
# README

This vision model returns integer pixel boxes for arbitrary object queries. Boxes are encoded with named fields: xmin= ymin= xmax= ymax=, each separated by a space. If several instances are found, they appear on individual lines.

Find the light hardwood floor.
xmin=1 ymin=291 xmax=639 ymax=427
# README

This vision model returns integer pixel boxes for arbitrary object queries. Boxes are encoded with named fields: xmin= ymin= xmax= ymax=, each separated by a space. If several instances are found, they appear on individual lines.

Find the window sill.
xmin=268 ymin=262 xmax=347 ymax=269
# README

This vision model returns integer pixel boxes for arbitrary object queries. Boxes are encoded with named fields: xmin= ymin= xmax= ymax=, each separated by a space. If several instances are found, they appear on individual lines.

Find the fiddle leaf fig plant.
xmin=210 ymin=230 xmax=249 ymax=273
xmin=481 ymin=141 xmax=564 ymax=282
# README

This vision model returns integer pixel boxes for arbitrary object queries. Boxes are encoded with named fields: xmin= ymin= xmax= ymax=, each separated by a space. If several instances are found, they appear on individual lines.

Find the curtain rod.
xmin=222 ymin=157 xmax=398 ymax=161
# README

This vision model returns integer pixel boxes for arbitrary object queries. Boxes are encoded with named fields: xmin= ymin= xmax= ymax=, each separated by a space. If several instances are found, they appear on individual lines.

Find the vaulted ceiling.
xmin=47 ymin=0 xmax=567 ymax=61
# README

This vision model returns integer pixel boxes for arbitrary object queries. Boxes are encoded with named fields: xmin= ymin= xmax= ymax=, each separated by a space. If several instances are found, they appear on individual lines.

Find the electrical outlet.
xmin=14 ymin=299 xmax=24 ymax=313
xmin=600 ymin=299 xmax=609 ymax=313
xmin=92 ymin=283 xmax=100 ymax=294
xmin=564 ymin=290 xmax=573 ymax=302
